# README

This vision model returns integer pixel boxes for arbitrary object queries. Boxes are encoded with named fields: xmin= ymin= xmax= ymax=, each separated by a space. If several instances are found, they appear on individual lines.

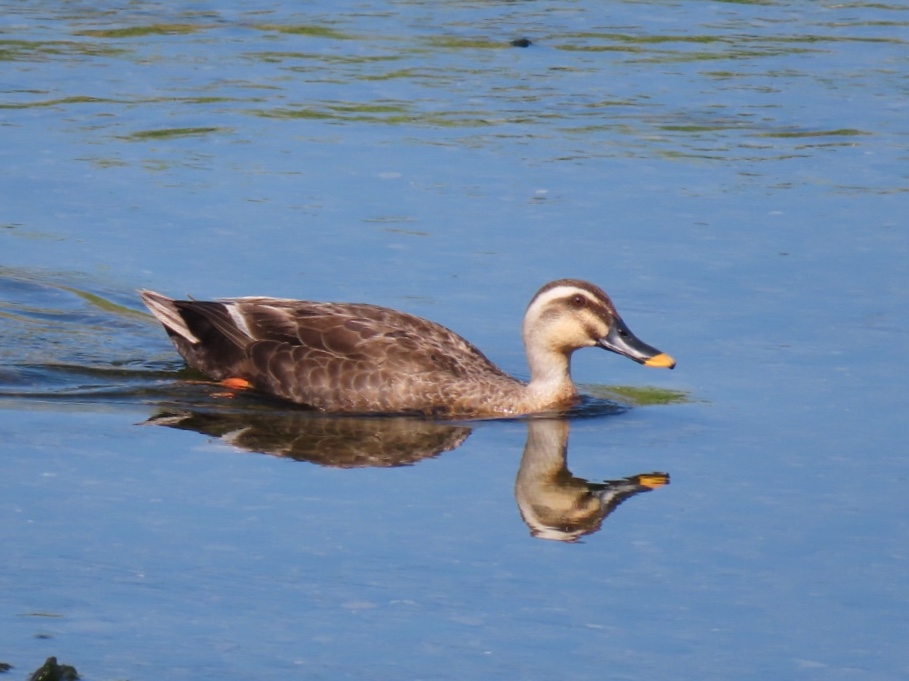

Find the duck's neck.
xmin=523 ymin=342 xmax=578 ymax=409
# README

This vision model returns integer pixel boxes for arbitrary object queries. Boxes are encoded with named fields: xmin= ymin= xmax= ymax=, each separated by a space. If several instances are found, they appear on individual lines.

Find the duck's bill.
xmin=595 ymin=317 xmax=676 ymax=369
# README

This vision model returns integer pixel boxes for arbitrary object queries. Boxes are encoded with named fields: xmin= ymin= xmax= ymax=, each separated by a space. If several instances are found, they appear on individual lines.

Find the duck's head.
xmin=523 ymin=279 xmax=676 ymax=369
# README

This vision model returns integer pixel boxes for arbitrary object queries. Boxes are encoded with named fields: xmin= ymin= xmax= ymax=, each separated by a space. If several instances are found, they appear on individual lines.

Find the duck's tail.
xmin=139 ymin=289 xmax=201 ymax=344
xmin=139 ymin=289 xmax=249 ymax=380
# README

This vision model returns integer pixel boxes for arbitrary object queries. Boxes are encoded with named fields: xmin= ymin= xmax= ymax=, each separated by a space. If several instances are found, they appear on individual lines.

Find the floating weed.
xmin=556 ymin=32 xmax=824 ymax=61
xmin=81 ymin=157 xmax=129 ymax=169
xmin=252 ymin=105 xmax=494 ymax=128
xmin=426 ymin=36 xmax=511 ymax=49
xmin=248 ymin=50 xmax=399 ymax=65
xmin=559 ymin=31 xmax=901 ymax=48
xmin=362 ymin=68 xmax=421 ymax=81
xmin=582 ymin=384 xmax=694 ymax=407
xmin=703 ymin=70 xmax=746 ymax=79
xmin=328 ymin=102 xmax=409 ymax=114
xmin=59 ymin=287 xmax=150 ymax=320
xmin=0 ymin=39 xmax=126 ymax=60
xmin=758 ymin=128 xmax=869 ymax=138
xmin=775 ymin=33 xmax=907 ymax=45
xmin=0 ymin=95 xmax=115 ymax=109
xmin=0 ymin=39 xmax=45 ymax=60
xmin=631 ymin=48 xmax=818 ymax=63
xmin=557 ymin=44 xmax=643 ymax=54
xmin=178 ymin=96 xmax=246 ymax=104
xmin=123 ymin=127 xmax=227 ymax=141
xmin=255 ymin=108 xmax=335 ymax=121
xmin=75 ymin=24 xmax=203 ymax=38
xmin=253 ymin=101 xmax=410 ymax=122
xmin=253 ymin=24 xmax=351 ymax=40
xmin=1 ymin=95 xmax=250 ymax=111
xmin=659 ymin=124 xmax=738 ymax=133
xmin=562 ymin=32 xmax=732 ymax=45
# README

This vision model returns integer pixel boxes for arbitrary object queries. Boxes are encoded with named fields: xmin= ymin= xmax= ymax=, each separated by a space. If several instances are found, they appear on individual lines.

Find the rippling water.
xmin=2 ymin=2 xmax=908 ymax=680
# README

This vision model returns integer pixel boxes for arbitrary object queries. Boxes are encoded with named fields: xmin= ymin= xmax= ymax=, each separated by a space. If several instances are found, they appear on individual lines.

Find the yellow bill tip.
xmin=644 ymin=352 xmax=676 ymax=369
xmin=637 ymin=473 xmax=670 ymax=489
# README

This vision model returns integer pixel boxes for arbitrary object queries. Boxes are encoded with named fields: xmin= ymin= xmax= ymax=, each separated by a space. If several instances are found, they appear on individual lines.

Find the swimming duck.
xmin=140 ymin=279 xmax=674 ymax=417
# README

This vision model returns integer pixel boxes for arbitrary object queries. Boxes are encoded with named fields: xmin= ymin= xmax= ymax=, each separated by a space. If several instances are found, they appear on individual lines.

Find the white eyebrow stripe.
xmin=527 ymin=285 xmax=595 ymax=312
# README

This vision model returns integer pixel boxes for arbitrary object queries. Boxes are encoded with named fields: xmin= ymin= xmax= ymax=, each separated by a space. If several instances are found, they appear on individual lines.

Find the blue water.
xmin=2 ymin=1 xmax=908 ymax=679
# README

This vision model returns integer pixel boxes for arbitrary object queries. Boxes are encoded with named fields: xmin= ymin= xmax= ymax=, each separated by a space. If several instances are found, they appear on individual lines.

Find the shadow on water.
xmin=1 ymin=268 xmax=676 ymax=541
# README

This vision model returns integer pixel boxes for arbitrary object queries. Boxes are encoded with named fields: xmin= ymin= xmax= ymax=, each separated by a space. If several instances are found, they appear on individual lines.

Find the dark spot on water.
xmin=27 ymin=657 xmax=79 ymax=681
xmin=511 ymin=37 xmax=532 ymax=48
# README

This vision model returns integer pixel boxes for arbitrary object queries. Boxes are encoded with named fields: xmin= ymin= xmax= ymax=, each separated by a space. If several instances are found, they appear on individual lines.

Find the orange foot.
xmin=220 ymin=377 xmax=253 ymax=390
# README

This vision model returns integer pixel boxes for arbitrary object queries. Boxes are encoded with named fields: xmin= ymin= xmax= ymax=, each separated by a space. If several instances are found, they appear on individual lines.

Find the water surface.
xmin=1 ymin=1 xmax=908 ymax=680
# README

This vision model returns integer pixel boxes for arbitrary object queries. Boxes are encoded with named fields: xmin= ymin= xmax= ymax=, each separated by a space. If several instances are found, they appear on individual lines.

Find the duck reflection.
xmin=148 ymin=409 xmax=470 ymax=467
xmin=516 ymin=418 xmax=668 ymax=542
xmin=148 ymin=408 xmax=667 ymax=540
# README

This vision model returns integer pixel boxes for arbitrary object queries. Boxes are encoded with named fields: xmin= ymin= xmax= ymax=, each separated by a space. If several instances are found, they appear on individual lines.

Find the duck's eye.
xmin=570 ymin=294 xmax=586 ymax=308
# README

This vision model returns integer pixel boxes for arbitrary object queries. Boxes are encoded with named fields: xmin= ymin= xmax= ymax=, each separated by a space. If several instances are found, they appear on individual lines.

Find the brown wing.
xmin=227 ymin=299 xmax=510 ymax=412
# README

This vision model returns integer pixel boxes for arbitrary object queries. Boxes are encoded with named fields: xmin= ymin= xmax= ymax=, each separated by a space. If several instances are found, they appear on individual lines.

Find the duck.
xmin=139 ymin=279 xmax=675 ymax=418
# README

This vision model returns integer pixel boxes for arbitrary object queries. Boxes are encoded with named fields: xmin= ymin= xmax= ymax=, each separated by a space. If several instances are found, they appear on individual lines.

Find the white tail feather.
xmin=139 ymin=289 xmax=201 ymax=344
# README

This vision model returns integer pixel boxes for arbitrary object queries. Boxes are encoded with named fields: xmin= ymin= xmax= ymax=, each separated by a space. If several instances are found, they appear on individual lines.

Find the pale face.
xmin=523 ymin=282 xmax=617 ymax=354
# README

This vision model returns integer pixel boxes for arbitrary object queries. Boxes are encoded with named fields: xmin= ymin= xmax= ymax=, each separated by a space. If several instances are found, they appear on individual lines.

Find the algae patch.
xmin=582 ymin=384 xmax=694 ymax=407
xmin=122 ymin=127 xmax=227 ymax=141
